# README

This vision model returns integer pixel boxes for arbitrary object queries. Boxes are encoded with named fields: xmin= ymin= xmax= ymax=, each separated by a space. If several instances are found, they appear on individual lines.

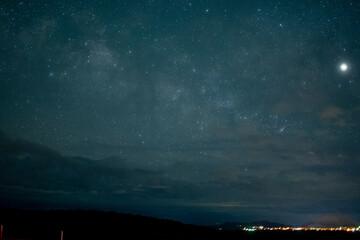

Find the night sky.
xmin=1 ymin=0 xmax=360 ymax=226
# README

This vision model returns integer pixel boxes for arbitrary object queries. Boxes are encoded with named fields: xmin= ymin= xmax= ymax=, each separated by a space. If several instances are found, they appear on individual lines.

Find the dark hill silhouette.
xmin=0 ymin=208 xmax=359 ymax=240
xmin=0 ymin=207 xmax=217 ymax=240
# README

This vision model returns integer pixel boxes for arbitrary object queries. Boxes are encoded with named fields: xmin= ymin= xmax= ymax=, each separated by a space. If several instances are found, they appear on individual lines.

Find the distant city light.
xmin=241 ymin=226 xmax=359 ymax=232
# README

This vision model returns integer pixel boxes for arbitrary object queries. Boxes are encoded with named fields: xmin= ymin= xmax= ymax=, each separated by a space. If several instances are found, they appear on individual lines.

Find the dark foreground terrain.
xmin=0 ymin=208 xmax=358 ymax=240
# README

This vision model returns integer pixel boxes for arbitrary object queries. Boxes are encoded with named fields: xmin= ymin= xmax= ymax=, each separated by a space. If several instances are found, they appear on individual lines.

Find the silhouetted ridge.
xmin=0 ymin=208 xmax=215 ymax=240
xmin=0 ymin=208 xmax=358 ymax=240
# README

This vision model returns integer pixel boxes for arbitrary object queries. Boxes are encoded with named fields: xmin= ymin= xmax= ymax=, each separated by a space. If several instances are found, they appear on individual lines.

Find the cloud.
xmin=0 ymin=131 xmax=204 ymax=210
xmin=196 ymin=119 xmax=360 ymax=208
xmin=186 ymin=201 xmax=252 ymax=208
xmin=320 ymin=106 xmax=344 ymax=119
xmin=0 ymin=128 xmax=359 ymax=224
xmin=319 ymin=105 xmax=359 ymax=128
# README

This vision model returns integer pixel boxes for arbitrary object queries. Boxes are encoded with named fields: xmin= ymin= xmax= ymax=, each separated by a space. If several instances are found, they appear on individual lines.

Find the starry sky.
xmin=1 ymin=0 xmax=360 ymax=226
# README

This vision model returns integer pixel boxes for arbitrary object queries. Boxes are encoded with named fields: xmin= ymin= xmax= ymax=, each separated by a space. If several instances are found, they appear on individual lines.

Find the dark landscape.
xmin=0 ymin=208 xmax=359 ymax=240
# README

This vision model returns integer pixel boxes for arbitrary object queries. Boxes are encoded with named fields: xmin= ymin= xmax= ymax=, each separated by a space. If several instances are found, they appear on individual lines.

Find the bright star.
xmin=339 ymin=63 xmax=349 ymax=72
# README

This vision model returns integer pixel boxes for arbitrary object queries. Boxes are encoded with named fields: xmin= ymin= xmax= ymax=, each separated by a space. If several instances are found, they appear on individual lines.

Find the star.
xmin=339 ymin=63 xmax=349 ymax=72
xmin=279 ymin=127 xmax=285 ymax=133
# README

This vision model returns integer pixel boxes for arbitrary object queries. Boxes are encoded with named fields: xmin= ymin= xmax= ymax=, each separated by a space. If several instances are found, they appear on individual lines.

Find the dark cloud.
xmin=0 ymin=132 xmax=204 ymax=210
xmin=320 ymin=106 xmax=344 ymax=119
xmin=319 ymin=105 xmax=360 ymax=128
xmin=2 ymin=129 xmax=357 ymax=225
